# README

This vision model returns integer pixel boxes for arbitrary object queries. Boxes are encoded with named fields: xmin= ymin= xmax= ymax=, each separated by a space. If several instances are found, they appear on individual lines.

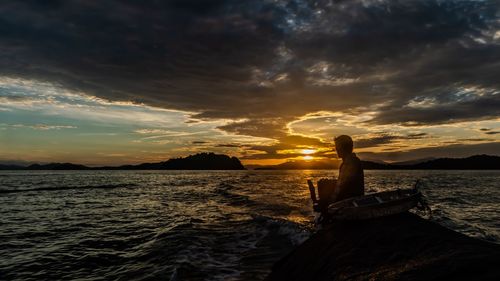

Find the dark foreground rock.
xmin=266 ymin=213 xmax=500 ymax=281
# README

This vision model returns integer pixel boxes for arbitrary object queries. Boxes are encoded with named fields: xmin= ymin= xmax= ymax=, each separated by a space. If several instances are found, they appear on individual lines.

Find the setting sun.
xmin=301 ymin=149 xmax=316 ymax=155
xmin=303 ymin=155 xmax=314 ymax=161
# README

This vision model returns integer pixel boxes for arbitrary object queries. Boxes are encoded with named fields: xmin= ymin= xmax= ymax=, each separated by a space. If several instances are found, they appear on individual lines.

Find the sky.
xmin=0 ymin=0 xmax=499 ymax=166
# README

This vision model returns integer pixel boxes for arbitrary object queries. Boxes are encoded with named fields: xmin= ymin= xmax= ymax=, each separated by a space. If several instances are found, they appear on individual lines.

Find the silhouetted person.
xmin=332 ymin=135 xmax=364 ymax=202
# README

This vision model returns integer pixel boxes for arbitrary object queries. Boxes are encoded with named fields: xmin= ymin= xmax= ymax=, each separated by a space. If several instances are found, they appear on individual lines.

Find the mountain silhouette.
xmin=1 ymin=154 xmax=499 ymax=170
xmin=253 ymin=155 xmax=500 ymax=170
xmin=0 ymin=153 xmax=245 ymax=170
xmin=361 ymin=155 xmax=500 ymax=170
xmin=112 ymin=153 xmax=245 ymax=170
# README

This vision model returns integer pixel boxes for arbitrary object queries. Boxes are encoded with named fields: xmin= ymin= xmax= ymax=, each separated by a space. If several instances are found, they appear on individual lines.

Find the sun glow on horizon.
xmin=301 ymin=148 xmax=317 ymax=161
xmin=301 ymin=149 xmax=316 ymax=155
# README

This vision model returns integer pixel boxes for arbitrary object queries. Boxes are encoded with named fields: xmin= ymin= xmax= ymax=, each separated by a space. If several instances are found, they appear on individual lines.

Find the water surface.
xmin=1 ymin=170 xmax=498 ymax=280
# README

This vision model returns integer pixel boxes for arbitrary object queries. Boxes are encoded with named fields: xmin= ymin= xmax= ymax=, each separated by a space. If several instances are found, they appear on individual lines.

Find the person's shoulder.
xmin=347 ymin=153 xmax=359 ymax=160
xmin=350 ymin=153 xmax=362 ymax=165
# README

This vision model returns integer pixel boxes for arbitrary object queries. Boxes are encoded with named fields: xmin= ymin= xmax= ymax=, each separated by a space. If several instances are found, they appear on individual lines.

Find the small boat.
xmin=307 ymin=179 xmax=430 ymax=222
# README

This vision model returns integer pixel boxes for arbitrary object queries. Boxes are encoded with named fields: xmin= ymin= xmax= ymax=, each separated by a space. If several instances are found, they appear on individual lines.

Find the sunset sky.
xmin=1 ymin=0 xmax=499 ymax=166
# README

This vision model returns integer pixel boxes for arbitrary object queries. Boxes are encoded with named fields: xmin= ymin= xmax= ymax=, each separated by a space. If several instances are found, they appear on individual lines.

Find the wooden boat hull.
xmin=308 ymin=179 xmax=425 ymax=221
xmin=327 ymin=189 xmax=421 ymax=220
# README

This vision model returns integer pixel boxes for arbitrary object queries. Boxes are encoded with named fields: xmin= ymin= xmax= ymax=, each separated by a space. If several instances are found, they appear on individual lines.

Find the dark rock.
xmin=266 ymin=213 xmax=500 ymax=281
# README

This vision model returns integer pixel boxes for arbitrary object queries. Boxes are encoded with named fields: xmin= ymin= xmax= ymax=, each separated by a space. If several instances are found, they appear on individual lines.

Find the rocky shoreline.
xmin=266 ymin=213 xmax=500 ymax=281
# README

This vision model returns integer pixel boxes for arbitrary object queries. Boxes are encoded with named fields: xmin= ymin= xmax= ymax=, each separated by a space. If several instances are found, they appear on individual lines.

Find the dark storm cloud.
xmin=215 ymin=143 xmax=242 ymax=148
xmin=358 ymin=142 xmax=500 ymax=162
xmin=354 ymin=135 xmax=398 ymax=149
xmin=290 ymin=0 xmax=492 ymax=67
xmin=0 ymin=0 xmax=499 ymax=137
xmin=459 ymin=138 xmax=494 ymax=141
xmin=0 ymin=0 xmax=284 ymax=108
xmin=354 ymin=133 xmax=429 ymax=149
xmin=406 ymin=133 xmax=428 ymax=138
xmin=479 ymin=128 xmax=500 ymax=135
xmin=217 ymin=118 xmax=288 ymax=139
xmin=369 ymin=93 xmax=500 ymax=125
xmin=192 ymin=141 xmax=209 ymax=144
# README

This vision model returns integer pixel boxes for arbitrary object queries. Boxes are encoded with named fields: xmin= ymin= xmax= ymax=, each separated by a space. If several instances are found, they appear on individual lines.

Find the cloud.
xmin=192 ymin=141 xmax=209 ymax=145
xmin=406 ymin=133 xmax=428 ymax=138
xmin=0 ymin=0 xmax=499 ymax=162
xmin=4 ymin=123 xmax=76 ymax=130
xmin=0 ymin=1 xmax=497 ymax=126
xmin=458 ymin=138 xmax=494 ymax=142
xmin=368 ymin=88 xmax=500 ymax=126
xmin=358 ymin=142 xmax=500 ymax=162
xmin=354 ymin=135 xmax=399 ymax=149
xmin=217 ymin=118 xmax=287 ymax=139
xmin=215 ymin=143 xmax=242 ymax=148
xmin=354 ymin=133 xmax=429 ymax=149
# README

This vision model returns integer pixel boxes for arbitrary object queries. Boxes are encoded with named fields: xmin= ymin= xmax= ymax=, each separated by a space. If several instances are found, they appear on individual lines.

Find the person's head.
xmin=334 ymin=135 xmax=353 ymax=159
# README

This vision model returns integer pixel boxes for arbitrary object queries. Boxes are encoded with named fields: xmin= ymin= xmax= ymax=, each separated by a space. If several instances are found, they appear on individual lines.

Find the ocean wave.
xmin=0 ymin=183 xmax=137 ymax=194
xmin=214 ymin=182 xmax=252 ymax=205
xmin=251 ymin=214 xmax=311 ymax=246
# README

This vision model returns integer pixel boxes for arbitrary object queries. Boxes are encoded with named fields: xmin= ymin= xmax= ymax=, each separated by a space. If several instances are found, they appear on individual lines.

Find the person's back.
xmin=333 ymin=135 xmax=364 ymax=202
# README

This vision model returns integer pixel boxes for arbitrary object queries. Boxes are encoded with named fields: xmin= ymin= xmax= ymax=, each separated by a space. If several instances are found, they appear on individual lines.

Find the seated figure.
xmin=316 ymin=135 xmax=365 ymax=210
xmin=332 ymin=135 xmax=365 ymax=202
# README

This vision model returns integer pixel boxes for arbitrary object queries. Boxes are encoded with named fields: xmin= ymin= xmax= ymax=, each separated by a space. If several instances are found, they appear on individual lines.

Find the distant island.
xmin=254 ymin=155 xmax=500 ymax=170
xmin=0 ymin=153 xmax=245 ymax=170
xmin=1 ymin=154 xmax=499 ymax=170
xmin=363 ymin=154 xmax=500 ymax=170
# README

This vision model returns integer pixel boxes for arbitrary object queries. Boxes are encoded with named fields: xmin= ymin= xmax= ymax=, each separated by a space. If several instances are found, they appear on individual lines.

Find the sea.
xmin=1 ymin=170 xmax=499 ymax=280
